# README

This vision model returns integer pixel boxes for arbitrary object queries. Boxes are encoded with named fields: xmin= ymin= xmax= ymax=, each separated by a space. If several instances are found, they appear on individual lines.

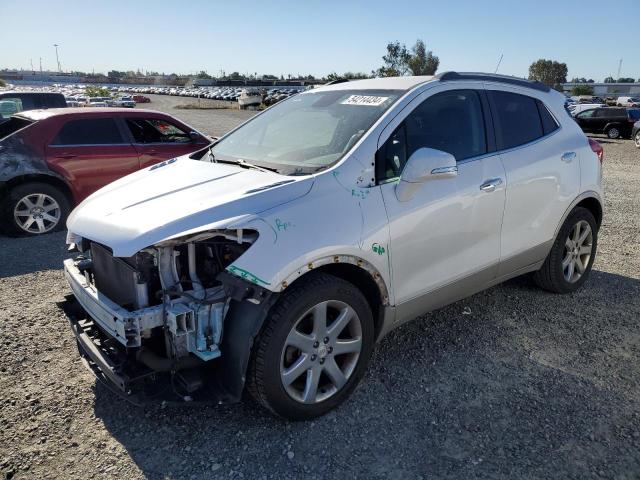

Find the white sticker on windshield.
xmin=341 ymin=95 xmax=389 ymax=106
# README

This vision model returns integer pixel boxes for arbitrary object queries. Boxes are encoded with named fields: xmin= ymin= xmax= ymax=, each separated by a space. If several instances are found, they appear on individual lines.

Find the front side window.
xmin=126 ymin=118 xmax=190 ymax=143
xmin=377 ymin=89 xmax=487 ymax=181
xmin=490 ymin=91 xmax=543 ymax=150
xmin=211 ymin=89 xmax=402 ymax=174
xmin=577 ymin=109 xmax=596 ymax=118
xmin=51 ymin=118 xmax=124 ymax=145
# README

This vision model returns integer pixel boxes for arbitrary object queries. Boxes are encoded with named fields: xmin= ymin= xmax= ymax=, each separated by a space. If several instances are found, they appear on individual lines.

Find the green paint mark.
xmin=226 ymin=265 xmax=270 ymax=286
xmin=333 ymin=171 xmax=370 ymax=200
xmin=372 ymin=243 xmax=386 ymax=256
xmin=275 ymin=218 xmax=294 ymax=232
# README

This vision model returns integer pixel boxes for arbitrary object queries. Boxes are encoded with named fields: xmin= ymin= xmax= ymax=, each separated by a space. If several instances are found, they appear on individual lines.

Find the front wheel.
xmin=247 ymin=272 xmax=374 ymax=420
xmin=534 ymin=207 xmax=598 ymax=294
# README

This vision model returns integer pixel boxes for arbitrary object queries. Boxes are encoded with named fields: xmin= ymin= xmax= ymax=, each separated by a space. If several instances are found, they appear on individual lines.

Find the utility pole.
xmin=39 ymin=57 xmax=42 ymax=74
xmin=494 ymin=54 xmax=503 ymax=74
xmin=53 ymin=44 xmax=61 ymax=72
xmin=617 ymin=59 xmax=622 ymax=80
xmin=30 ymin=58 xmax=34 ymax=72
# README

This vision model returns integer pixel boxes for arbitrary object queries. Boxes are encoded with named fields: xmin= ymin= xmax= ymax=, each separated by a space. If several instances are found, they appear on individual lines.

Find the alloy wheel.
xmin=280 ymin=300 xmax=362 ymax=404
xmin=562 ymin=220 xmax=593 ymax=283
xmin=13 ymin=193 xmax=61 ymax=234
xmin=607 ymin=127 xmax=620 ymax=139
xmin=635 ymin=132 xmax=640 ymax=148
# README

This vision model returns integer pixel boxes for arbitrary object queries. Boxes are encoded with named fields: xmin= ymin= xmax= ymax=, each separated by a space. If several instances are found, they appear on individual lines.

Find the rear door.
xmin=45 ymin=117 xmax=139 ymax=201
xmin=489 ymin=89 xmax=580 ymax=275
xmin=125 ymin=116 xmax=208 ymax=168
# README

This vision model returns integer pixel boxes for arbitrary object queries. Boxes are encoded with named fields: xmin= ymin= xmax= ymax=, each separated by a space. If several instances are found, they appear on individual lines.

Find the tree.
xmin=196 ymin=70 xmax=212 ymax=79
xmin=528 ymin=59 xmax=568 ymax=89
xmin=604 ymin=76 xmax=615 ymax=83
xmin=407 ymin=39 xmax=439 ymax=75
xmin=0 ymin=78 xmax=5 ymax=87
xmin=85 ymin=86 xmax=110 ymax=97
xmin=571 ymin=77 xmax=594 ymax=83
xmin=617 ymin=77 xmax=635 ymax=83
xmin=376 ymin=41 xmax=411 ymax=77
xmin=571 ymin=84 xmax=594 ymax=96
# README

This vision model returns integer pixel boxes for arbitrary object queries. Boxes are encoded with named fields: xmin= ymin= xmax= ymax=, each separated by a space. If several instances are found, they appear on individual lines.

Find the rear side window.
xmin=536 ymin=100 xmax=559 ymax=135
xmin=628 ymin=109 xmax=640 ymax=121
xmin=51 ymin=118 xmax=124 ymax=145
xmin=490 ymin=91 xmax=543 ymax=150
xmin=0 ymin=98 xmax=25 ymax=119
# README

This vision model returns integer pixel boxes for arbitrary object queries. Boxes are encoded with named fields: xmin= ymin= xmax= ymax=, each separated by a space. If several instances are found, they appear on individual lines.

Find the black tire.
xmin=606 ymin=125 xmax=621 ymax=139
xmin=634 ymin=131 xmax=640 ymax=148
xmin=534 ymin=207 xmax=598 ymax=294
xmin=1 ymin=182 xmax=71 ymax=237
xmin=247 ymin=272 xmax=374 ymax=420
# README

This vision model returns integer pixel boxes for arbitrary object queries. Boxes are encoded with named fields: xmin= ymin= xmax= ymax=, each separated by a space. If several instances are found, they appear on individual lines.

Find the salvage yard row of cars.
xmin=1 ymin=72 xmax=609 ymax=420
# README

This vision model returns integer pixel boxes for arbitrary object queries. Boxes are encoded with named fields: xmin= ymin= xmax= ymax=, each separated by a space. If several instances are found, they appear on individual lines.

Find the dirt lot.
xmin=0 ymin=109 xmax=639 ymax=479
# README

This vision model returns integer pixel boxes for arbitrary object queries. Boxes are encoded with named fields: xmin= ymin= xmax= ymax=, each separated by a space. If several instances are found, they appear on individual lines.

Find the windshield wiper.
xmin=213 ymin=155 xmax=277 ymax=173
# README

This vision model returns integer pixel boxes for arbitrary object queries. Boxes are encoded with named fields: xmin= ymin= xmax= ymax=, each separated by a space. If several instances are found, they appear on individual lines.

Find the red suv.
xmin=0 ymin=108 xmax=210 ymax=236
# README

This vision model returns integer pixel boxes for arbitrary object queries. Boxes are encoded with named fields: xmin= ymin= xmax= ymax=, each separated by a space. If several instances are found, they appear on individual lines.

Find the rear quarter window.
xmin=0 ymin=117 xmax=34 ymax=139
xmin=536 ymin=100 xmax=559 ymax=135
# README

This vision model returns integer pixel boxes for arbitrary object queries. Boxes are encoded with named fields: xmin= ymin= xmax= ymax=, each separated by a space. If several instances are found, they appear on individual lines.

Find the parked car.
xmin=61 ymin=72 xmax=604 ymax=420
xmin=111 ymin=96 xmax=136 ymax=108
xmin=573 ymin=107 xmax=640 ymax=138
xmin=0 ymin=91 xmax=66 ymax=121
xmin=0 ymin=108 xmax=210 ymax=235
xmin=132 ymin=95 xmax=150 ymax=103
xmin=632 ymin=120 xmax=640 ymax=148
xmin=86 ymin=97 xmax=109 ymax=107
xmin=568 ymin=103 xmax=606 ymax=116
xmin=616 ymin=96 xmax=640 ymax=107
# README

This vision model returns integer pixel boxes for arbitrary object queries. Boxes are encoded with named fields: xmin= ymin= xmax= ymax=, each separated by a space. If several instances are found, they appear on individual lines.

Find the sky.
xmin=1 ymin=0 xmax=638 ymax=82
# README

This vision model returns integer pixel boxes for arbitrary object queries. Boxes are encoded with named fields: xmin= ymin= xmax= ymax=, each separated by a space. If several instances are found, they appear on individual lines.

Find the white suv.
xmin=63 ymin=72 xmax=603 ymax=420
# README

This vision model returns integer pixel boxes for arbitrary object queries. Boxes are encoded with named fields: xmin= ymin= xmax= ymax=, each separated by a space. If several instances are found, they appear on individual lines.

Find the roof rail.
xmin=325 ymin=78 xmax=350 ymax=85
xmin=435 ymin=71 xmax=551 ymax=93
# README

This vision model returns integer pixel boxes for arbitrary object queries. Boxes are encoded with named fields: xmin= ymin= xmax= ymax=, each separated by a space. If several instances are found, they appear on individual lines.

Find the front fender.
xmin=225 ymin=161 xmax=394 ymax=304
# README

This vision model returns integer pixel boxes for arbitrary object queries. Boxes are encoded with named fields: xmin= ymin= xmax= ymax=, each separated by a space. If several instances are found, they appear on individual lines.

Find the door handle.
xmin=55 ymin=153 xmax=77 ymax=160
xmin=561 ymin=151 xmax=576 ymax=163
xmin=479 ymin=178 xmax=503 ymax=192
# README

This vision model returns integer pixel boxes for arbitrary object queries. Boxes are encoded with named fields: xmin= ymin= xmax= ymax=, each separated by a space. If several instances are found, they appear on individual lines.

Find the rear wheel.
xmin=2 ymin=182 xmax=71 ymax=236
xmin=606 ymin=126 xmax=621 ymax=139
xmin=247 ymin=272 xmax=374 ymax=420
xmin=634 ymin=131 xmax=640 ymax=148
xmin=534 ymin=207 xmax=598 ymax=294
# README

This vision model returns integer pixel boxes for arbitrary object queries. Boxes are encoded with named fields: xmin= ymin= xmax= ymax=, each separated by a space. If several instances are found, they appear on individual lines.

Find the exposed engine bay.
xmin=62 ymin=229 xmax=275 ymax=403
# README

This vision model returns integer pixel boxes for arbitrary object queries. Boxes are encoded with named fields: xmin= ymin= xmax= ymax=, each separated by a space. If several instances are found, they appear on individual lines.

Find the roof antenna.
xmin=494 ymin=54 xmax=503 ymax=74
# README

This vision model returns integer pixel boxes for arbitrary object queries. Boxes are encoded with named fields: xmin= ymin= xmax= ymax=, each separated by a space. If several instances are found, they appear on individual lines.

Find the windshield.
xmin=210 ymin=89 xmax=402 ymax=174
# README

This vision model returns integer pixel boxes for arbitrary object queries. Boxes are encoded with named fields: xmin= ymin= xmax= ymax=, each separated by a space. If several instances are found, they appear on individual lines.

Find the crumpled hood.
xmin=67 ymin=157 xmax=312 ymax=256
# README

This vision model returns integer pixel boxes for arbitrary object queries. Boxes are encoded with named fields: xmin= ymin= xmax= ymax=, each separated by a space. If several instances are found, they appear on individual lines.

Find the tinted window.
xmin=490 ymin=91 xmax=543 ymax=149
xmin=536 ymin=100 xmax=559 ymax=135
xmin=378 ymin=90 xmax=486 ymax=180
xmin=593 ymin=109 xmax=610 ymax=118
xmin=51 ymin=118 xmax=124 ymax=145
xmin=0 ymin=117 xmax=34 ymax=139
xmin=628 ymin=109 xmax=640 ymax=121
xmin=126 ymin=118 xmax=190 ymax=143
xmin=0 ymin=98 xmax=24 ymax=119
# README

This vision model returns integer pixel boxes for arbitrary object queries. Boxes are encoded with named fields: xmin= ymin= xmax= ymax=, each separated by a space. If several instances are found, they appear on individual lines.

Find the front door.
xmin=379 ymin=88 xmax=505 ymax=315
xmin=125 ymin=117 xmax=207 ymax=168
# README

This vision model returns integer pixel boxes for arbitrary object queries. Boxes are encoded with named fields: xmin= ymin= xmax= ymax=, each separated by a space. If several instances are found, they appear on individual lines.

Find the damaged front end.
xmin=62 ymin=229 xmax=275 ymax=403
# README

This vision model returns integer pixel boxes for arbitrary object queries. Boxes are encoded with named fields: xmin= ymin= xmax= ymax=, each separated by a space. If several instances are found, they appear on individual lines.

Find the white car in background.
xmin=568 ymin=103 xmax=606 ymax=116
xmin=63 ymin=72 xmax=604 ymax=420
xmin=616 ymin=96 xmax=640 ymax=107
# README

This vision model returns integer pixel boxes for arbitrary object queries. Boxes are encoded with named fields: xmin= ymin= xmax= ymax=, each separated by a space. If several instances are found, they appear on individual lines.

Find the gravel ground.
xmin=0 ymin=128 xmax=638 ymax=479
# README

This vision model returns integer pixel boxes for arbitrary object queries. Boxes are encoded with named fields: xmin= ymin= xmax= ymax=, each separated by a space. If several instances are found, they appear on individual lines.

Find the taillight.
xmin=588 ymin=137 xmax=604 ymax=164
